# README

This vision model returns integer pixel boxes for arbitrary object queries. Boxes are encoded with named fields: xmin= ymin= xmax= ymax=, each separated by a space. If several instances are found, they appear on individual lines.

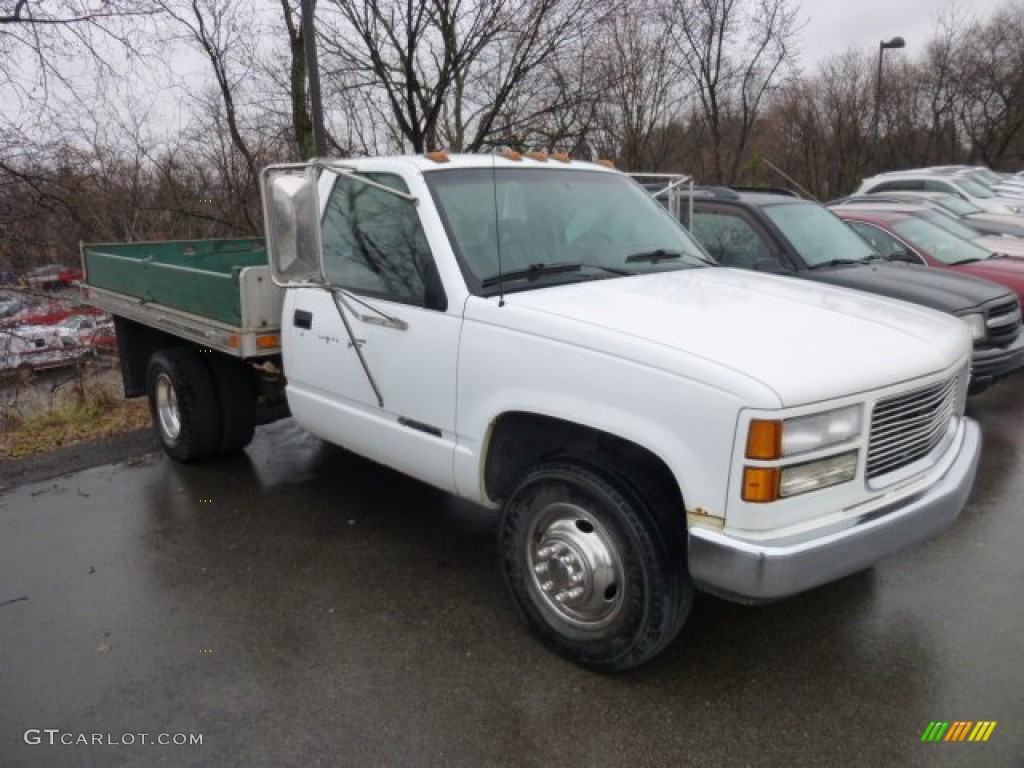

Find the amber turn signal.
xmin=746 ymin=419 xmax=782 ymax=459
xmin=742 ymin=467 xmax=780 ymax=503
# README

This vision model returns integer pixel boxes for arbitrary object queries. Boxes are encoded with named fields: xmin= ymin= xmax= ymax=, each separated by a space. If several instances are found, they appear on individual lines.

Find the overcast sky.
xmin=796 ymin=0 xmax=1010 ymax=68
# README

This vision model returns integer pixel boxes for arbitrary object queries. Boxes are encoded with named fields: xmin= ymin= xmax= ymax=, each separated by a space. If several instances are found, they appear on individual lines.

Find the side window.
xmin=874 ymin=179 xmax=924 ymax=192
xmin=690 ymin=210 xmax=774 ymax=269
xmin=322 ymin=173 xmax=445 ymax=310
xmin=922 ymin=179 xmax=955 ymax=195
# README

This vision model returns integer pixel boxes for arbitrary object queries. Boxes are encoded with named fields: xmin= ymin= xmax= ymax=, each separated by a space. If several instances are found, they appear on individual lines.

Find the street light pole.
xmin=873 ymin=36 xmax=906 ymax=167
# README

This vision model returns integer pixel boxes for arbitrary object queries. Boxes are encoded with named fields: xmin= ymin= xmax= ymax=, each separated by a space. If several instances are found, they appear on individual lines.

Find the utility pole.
xmin=301 ymin=0 xmax=327 ymax=157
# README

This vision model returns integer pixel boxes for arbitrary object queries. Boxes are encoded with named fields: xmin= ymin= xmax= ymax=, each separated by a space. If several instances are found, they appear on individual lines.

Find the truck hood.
xmin=952 ymin=258 xmax=1024 ymax=302
xmin=805 ymin=261 xmax=1011 ymax=314
xmin=493 ymin=268 xmax=969 ymax=407
xmin=977 ymin=234 xmax=1024 ymax=257
xmin=967 ymin=213 xmax=1024 ymax=237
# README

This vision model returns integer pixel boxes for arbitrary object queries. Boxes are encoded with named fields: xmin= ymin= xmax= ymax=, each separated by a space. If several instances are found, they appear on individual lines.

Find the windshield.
xmin=424 ymin=167 xmax=710 ymax=293
xmin=932 ymin=195 xmax=979 ymax=216
xmin=955 ymin=178 xmax=994 ymax=198
xmin=917 ymin=210 xmax=987 ymax=242
xmin=761 ymin=202 xmax=876 ymax=266
xmin=966 ymin=168 xmax=1013 ymax=187
xmin=891 ymin=217 xmax=993 ymax=264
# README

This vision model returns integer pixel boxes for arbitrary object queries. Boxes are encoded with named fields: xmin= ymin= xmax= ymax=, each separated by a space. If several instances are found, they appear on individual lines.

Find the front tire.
xmin=147 ymin=348 xmax=222 ymax=463
xmin=500 ymin=461 xmax=693 ymax=671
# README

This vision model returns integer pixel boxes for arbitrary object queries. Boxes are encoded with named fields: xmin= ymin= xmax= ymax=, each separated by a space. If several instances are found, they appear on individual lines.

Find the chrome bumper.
xmin=971 ymin=332 xmax=1024 ymax=384
xmin=688 ymin=418 xmax=981 ymax=602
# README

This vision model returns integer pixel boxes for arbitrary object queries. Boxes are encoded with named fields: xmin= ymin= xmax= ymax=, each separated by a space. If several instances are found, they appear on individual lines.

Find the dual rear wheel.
xmin=146 ymin=348 xmax=256 ymax=463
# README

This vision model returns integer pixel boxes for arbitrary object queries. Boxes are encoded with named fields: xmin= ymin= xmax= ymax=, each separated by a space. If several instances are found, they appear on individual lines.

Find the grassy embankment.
xmin=0 ymin=366 xmax=150 ymax=460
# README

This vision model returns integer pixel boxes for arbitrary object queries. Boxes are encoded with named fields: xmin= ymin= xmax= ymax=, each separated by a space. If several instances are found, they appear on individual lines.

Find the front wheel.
xmin=499 ymin=461 xmax=692 ymax=671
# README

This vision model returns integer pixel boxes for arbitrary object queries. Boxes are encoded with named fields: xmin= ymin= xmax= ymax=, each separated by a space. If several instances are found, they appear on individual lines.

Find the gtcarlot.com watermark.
xmin=24 ymin=729 xmax=202 ymax=747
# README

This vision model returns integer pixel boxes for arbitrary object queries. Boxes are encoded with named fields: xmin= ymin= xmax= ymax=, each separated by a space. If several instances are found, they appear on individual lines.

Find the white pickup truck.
xmin=82 ymin=153 xmax=981 ymax=670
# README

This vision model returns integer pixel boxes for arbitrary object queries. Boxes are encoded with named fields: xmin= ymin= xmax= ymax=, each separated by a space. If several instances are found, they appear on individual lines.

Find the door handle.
xmin=293 ymin=309 xmax=312 ymax=329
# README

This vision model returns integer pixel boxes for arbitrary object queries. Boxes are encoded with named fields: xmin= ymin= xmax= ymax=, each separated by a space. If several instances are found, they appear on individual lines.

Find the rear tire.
xmin=499 ymin=461 xmax=692 ymax=671
xmin=204 ymin=353 xmax=257 ymax=453
xmin=147 ymin=348 xmax=222 ymax=463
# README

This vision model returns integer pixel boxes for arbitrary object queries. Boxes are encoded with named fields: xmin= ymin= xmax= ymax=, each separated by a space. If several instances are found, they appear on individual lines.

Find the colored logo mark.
xmin=921 ymin=721 xmax=997 ymax=742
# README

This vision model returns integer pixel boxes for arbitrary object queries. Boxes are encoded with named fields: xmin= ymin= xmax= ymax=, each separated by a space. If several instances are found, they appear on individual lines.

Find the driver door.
xmin=283 ymin=172 xmax=461 ymax=493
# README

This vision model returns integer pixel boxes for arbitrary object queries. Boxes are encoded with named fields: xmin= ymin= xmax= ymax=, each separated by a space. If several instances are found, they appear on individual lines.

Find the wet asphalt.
xmin=1 ymin=383 xmax=1023 ymax=768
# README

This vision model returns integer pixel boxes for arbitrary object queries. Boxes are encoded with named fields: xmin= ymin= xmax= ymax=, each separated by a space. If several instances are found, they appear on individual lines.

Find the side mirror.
xmin=262 ymin=166 xmax=323 ymax=284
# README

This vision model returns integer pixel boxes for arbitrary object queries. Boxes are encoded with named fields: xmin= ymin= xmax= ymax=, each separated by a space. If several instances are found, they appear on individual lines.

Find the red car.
xmin=23 ymin=264 xmax=84 ymax=291
xmin=1 ymin=300 xmax=105 ymax=328
xmin=833 ymin=208 xmax=1024 ymax=304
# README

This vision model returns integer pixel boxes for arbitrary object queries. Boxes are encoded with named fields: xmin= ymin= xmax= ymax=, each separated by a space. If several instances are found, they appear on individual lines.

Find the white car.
xmin=855 ymin=170 xmax=1024 ymax=215
xmin=57 ymin=314 xmax=107 ymax=344
xmin=0 ymin=325 xmax=91 ymax=374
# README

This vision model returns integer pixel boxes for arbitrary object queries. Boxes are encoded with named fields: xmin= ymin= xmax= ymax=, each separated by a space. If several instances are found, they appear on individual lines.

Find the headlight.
xmin=742 ymin=406 xmax=863 ymax=503
xmin=960 ymin=313 xmax=986 ymax=341
xmin=746 ymin=404 xmax=862 ymax=459
xmin=780 ymin=451 xmax=859 ymax=497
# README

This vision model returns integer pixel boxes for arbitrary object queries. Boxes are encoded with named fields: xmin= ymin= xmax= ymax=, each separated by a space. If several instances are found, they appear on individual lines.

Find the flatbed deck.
xmin=82 ymin=238 xmax=283 ymax=358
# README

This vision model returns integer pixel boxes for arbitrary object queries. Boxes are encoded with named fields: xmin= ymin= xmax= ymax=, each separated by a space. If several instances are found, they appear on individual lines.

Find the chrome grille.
xmin=985 ymin=299 xmax=1021 ymax=346
xmin=867 ymin=371 xmax=962 ymax=480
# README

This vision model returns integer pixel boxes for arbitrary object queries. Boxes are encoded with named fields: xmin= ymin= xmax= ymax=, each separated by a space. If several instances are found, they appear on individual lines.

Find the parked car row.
xmin=854 ymin=166 xmax=1024 ymax=215
xmin=0 ymin=292 xmax=106 ymax=329
xmin=0 ymin=290 xmax=116 ymax=376
xmin=645 ymin=171 xmax=1024 ymax=394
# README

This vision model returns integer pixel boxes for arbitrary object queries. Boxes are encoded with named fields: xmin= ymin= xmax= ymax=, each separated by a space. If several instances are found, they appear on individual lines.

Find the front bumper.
xmin=687 ymin=418 xmax=981 ymax=602
xmin=971 ymin=333 xmax=1024 ymax=386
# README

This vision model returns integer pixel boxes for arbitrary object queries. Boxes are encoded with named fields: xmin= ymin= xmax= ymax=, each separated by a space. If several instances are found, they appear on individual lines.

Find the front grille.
xmin=867 ymin=371 xmax=962 ymax=480
xmin=985 ymin=299 xmax=1021 ymax=346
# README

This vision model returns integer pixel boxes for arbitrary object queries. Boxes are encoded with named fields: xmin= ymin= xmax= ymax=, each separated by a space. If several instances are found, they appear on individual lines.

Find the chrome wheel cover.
xmin=527 ymin=502 xmax=625 ymax=629
xmin=154 ymin=372 xmax=181 ymax=442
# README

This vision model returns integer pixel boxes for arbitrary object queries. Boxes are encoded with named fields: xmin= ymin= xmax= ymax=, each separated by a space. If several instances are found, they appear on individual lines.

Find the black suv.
xmin=653 ymin=186 xmax=1024 ymax=393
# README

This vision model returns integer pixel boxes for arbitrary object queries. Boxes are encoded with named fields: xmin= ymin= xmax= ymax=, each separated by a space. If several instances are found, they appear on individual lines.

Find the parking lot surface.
xmin=1 ymin=385 xmax=1022 ymax=767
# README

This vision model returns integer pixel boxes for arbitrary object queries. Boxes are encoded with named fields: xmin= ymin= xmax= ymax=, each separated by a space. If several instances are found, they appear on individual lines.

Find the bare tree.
xmin=950 ymin=4 xmax=1024 ymax=168
xmin=154 ymin=1 xmax=259 ymax=192
xmin=668 ymin=0 xmax=799 ymax=183
xmin=1 ymin=0 xmax=163 ymax=109
xmin=317 ymin=0 xmax=608 ymax=154
xmin=757 ymin=50 xmax=874 ymax=198
xmin=279 ymin=0 xmax=323 ymax=159
xmin=592 ymin=1 xmax=686 ymax=170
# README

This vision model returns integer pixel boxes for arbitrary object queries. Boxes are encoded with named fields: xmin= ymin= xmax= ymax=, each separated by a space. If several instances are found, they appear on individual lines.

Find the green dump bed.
xmin=82 ymin=238 xmax=284 ymax=358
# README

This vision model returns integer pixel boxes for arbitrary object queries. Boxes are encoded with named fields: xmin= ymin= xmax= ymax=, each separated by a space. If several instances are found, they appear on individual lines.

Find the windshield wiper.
xmin=625 ymin=249 xmax=682 ymax=264
xmin=949 ymin=257 xmax=983 ymax=265
xmin=808 ymin=258 xmax=867 ymax=269
xmin=481 ymin=262 xmax=633 ymax=287
xmin=481 ymin=262 xmax=581 ymax=287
